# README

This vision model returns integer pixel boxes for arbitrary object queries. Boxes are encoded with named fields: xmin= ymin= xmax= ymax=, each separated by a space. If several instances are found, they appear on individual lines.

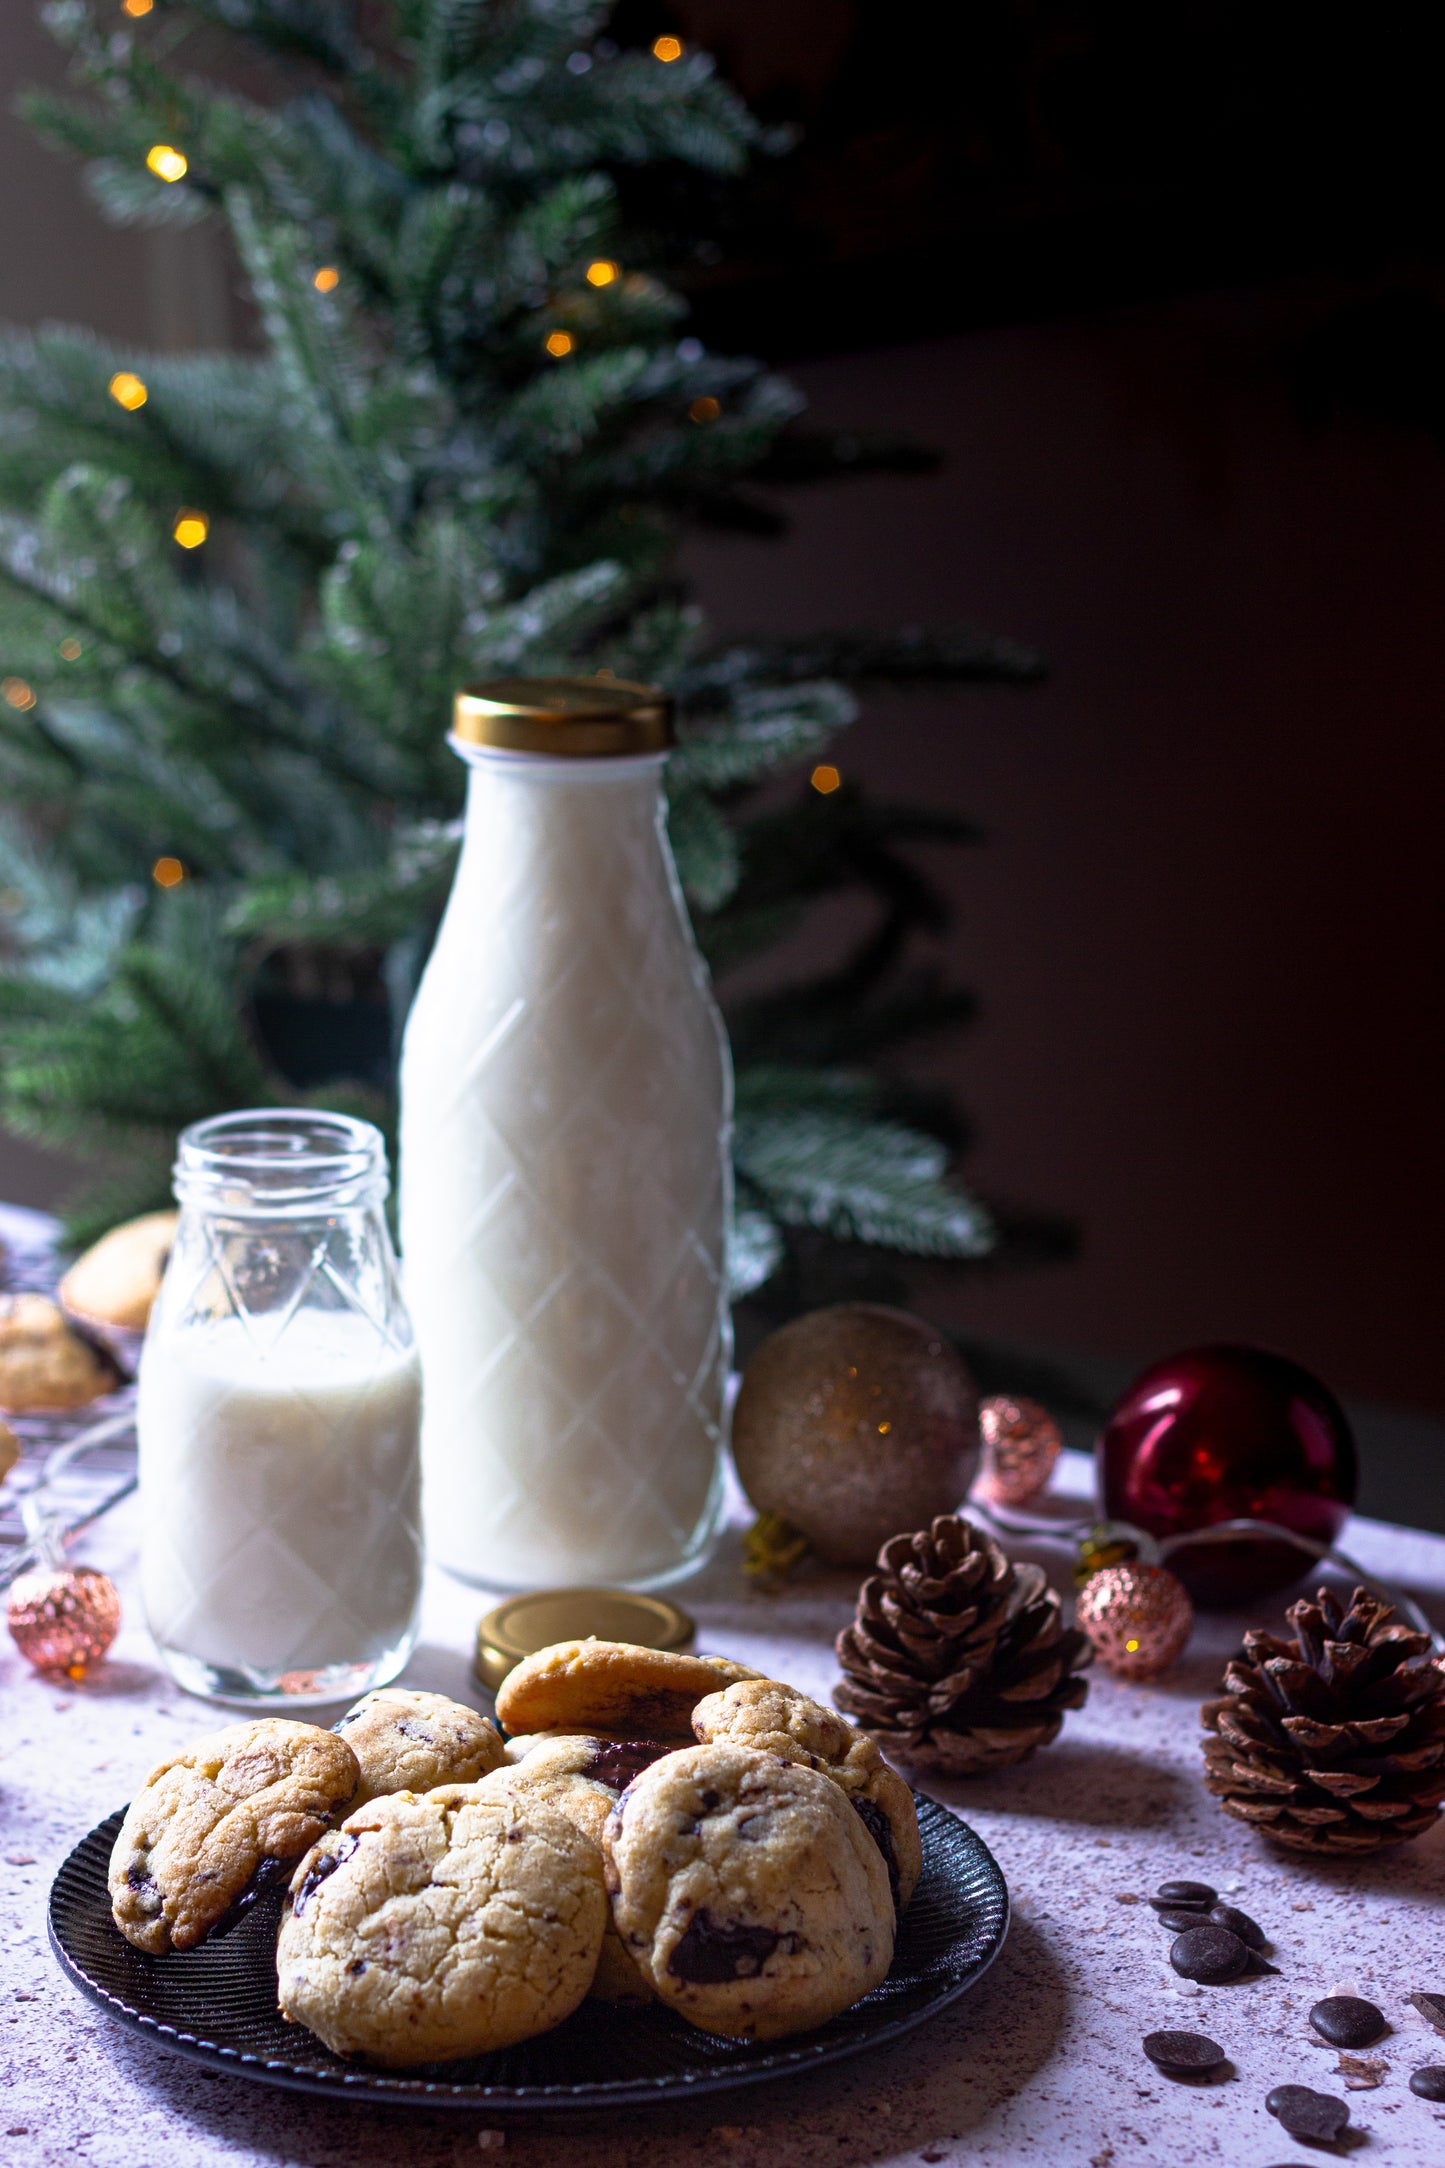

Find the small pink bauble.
xmin=1075 ymin=1562 xmax=1193 ymax=1681
xmin=7 ymin=1564 xmax=121 ymax=1676
xmin=977 ymin=1395 xmax=1062 ymax=1507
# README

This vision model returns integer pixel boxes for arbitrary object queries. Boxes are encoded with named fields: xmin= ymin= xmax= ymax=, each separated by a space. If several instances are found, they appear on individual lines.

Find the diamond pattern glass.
xmin=400 ymin=754 xmax=732 ymax=1589
xmin=137 ymin=1113 xmax=423 ymax=1704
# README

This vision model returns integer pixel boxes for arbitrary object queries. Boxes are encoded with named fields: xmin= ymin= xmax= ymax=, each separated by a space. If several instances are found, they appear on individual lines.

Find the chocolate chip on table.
xmin=1155 ymin=1907 xmax=1217 ymax=1934
xmin=1309 ymin=1995 xmax=1386 ymax=2049
xmin=1265 ymin=2085 xmax=1350 ymax=2145
xmin=1155 ymin=1879 xmax=1217 ymax=1906
xmin=1170 ymin=1923 xmax=1250 ymax=1984
xmin=1407 ymin=1990 xmax=1445 ymax=2035
xmin=1141 ymin=2029 xmax=1227 ymax=2077
xmin=1409 ymin=2066 xmax=1445 ymax=2100
xmin=1210 ymin=1902 xmax=1267 ymax=1950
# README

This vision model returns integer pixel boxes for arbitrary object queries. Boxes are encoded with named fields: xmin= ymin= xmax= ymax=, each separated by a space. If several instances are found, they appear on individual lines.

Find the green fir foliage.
xmin=0 ymin=0 xmax=1041 ymax=1272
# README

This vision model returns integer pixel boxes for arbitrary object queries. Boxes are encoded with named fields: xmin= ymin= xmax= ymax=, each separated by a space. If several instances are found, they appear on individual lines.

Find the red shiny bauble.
xmin=1097 ymin=1345 xmax=1357 ymax=1607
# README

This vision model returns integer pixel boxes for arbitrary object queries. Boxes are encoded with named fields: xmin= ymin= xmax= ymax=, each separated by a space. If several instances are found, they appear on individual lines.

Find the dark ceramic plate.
xmin=48 ymin=1796 xmax=1007 ymax=2113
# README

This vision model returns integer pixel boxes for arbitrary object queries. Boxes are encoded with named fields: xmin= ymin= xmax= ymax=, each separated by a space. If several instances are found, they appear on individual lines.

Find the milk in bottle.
xmin=399 ymin=678 xmax=732 ymax=1588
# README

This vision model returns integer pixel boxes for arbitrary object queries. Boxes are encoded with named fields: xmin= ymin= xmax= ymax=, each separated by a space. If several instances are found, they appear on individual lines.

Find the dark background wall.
xmin=686 ymin=297 xmax=1445 ymax=1416
xmin=2 ymin=7 xmax=1442 ymax=1424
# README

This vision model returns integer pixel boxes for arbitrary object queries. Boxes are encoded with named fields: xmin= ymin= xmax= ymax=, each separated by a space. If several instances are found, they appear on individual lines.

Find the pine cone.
xmin=834 ymin=1513 xmax=1092 ymax=1773
xmin=1201 ymin=1585 xmax=1445 ymax=1854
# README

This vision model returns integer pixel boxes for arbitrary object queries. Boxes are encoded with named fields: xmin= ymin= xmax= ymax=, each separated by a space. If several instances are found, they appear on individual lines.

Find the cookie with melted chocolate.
xmin=691 ymin=1678 xmax=921 ymax=1910
xmin=495 ymin=1638 xmax=762 ymax=1739
xmin=107 ymin=1717 xmax=358 ymax=1954
xmin=476 ymin=1733 xmax=675 ymax=2001
xmin=601 ymin=1741 xmax=894 ymax=2039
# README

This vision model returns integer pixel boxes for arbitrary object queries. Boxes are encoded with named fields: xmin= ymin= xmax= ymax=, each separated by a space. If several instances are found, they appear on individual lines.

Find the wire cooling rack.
xmin=1 ymin=1205 xmax=138 ymax=1591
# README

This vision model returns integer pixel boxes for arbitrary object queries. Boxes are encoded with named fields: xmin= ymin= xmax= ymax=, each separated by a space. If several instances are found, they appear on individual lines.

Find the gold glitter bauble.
xmin=977 ymin=1394 xmax=1063 ymax=1507
xmin=731 ymin=1304 xmax=979 ymax=1567
xmin=7 ymin=1564 xmax=121 ymax=1676
xmin=1074 ymin=1561 xmax=1193 ymax=1681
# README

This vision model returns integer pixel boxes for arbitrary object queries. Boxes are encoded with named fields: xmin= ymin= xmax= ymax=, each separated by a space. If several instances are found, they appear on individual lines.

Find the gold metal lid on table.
xmin=453 ymin=676 xmax=674 ymax=757
xmin=474 ymin=1587 xmax=695 ymax=1692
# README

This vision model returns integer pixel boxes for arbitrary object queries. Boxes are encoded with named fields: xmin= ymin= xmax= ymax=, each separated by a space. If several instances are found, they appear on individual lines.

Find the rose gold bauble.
xmin=7 ymin=1564 xmax=121 ymax=1675
xmin=731 ymin=1303 xmax=979 ymax=1566
xmin=1074 ymin=1562 xmax=1193 ymax=1681
xmin=977 ymin=1394 xmax=1063 ymax=1507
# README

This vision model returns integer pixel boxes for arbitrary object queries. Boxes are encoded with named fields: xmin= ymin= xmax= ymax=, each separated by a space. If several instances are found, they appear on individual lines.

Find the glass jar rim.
xmin=174 ymin=1108 xmax=388 ymax=1213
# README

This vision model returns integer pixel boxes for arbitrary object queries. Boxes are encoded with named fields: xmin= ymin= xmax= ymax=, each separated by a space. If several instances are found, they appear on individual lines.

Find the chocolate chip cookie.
xmin=691 ymin=1679 xmax=922 ymax=1909
xmin=108 ymin=1718 xmax=360 ymax=1954
xmin=495 ymin=1639 xmax=763 ymax=1741
xmin=335 ymin=1688 xmax=506 ymax=1807
xmin=602 ymin=1742 xmax=894 ymax=2040
xmin=276 ymin=1785 xmax=607 ymax=2065
xmin=478 ymin=1735 xmax=673 ymax=2001
xmin=0 ymin=1293 xmax=118 ymax=1414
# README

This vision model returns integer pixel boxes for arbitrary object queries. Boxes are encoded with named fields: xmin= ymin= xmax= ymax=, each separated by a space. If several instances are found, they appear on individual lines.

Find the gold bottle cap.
xmin=473 ymin=1587 xmax=696 ymax=1692
xmin=453 ymin=675 xmax=674 ymax=757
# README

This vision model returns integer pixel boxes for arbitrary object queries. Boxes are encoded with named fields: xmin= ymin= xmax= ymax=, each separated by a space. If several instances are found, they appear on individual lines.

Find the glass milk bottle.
xmin=138 ymin=1110 xmax=423 ymax=1703
xmin=399 ymin=677 xmax=732 ymax=1589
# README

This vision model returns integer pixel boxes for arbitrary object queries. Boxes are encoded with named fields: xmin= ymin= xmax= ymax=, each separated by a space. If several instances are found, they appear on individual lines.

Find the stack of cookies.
xmin=107 ymin=1640 xmax=920 ymax=2068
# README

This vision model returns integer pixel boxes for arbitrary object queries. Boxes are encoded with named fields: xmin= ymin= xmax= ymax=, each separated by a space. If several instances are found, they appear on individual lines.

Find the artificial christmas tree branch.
xmin=0 ymin=0 xmax=1047 ymax=1291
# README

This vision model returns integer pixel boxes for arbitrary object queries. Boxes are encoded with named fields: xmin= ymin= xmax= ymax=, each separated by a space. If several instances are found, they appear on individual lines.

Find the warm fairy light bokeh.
xmin=151 ymin=856 xmax=187 ymax=888
xmin=652 ymin=36 xmax=683 ymax=62
xmin=108 ymin=370 xmax=148 ymax=410
xmin=146 ymin=144 xmax=188 ymax=182
xmin=585 ymin=259 xmax=619 ymax=287
xmin=689 ymin=395 xmax=720 ymax=422
xmin=2 ymin=677 xmax=37 ymax=711
xmin=172 ymin=510 xmax=209 ymax=549
xmin=59 ymin=639 xmax=83 ymax=661
xmin=122 ymin=0 xmax=154 ymax=17
xmin=545 ymin=330 xmax=574 ymax=357
xmin=312 ymin=266 xmax=340 ymax=292
xmin=810 ymin=763 xmax=842 ymax=794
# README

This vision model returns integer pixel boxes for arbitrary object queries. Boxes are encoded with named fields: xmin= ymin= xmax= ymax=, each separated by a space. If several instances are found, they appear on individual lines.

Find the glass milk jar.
xmin=399 ymin=677 xmax=732 ymax=1590
xmin=138 ymin=1110 xmax=423 ymax=1704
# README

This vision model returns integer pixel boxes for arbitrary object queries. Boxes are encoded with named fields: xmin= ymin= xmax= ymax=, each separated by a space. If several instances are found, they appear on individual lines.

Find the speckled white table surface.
xmin=3 ymin=1452 xmax=1444 ymax=2168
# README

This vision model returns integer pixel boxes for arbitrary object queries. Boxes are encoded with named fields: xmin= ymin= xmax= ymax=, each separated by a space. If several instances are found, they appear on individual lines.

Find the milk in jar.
xmin=399 ymin=677 xmax=732 ymax=1588
xmin=138 ymin=1111 xmax=423 ymax=1704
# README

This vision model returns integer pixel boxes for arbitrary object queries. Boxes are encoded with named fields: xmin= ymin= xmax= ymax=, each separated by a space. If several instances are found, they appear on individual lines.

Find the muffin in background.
xmin=59 ymin=1210 xmax=178 ymax=1368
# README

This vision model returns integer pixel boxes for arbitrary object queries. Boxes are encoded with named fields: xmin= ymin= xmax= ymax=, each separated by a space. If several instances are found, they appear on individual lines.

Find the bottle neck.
xmin=438 ymin=741 xmax=697 ymax=962
xmin=453 ymin=743 xmax=672 ymax=869
xmin=450 ymin=740 xmax=668 ymax=789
